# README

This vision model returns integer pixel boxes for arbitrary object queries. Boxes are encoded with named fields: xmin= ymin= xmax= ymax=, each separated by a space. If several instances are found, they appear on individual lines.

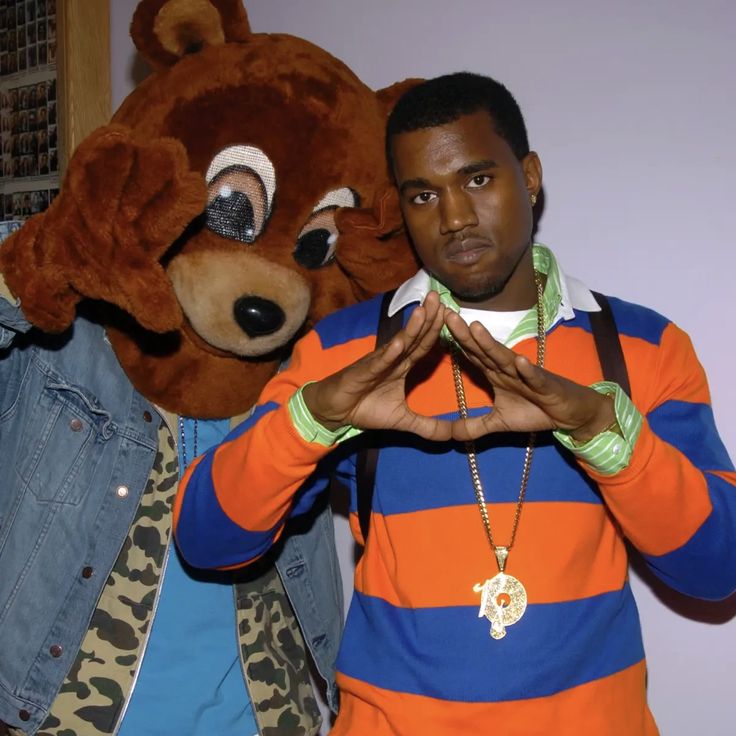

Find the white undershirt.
xmin=457 ymin=306 xmax=529 ymax=345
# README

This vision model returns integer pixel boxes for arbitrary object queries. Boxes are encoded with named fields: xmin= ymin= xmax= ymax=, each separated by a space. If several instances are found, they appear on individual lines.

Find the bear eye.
xmin=206 ymin=167 xmax=267 ymax=243
xmin=205 ymin=146 xmax=276 ymax=244
xmin=294 ymin=187 xmax=359 ymax=269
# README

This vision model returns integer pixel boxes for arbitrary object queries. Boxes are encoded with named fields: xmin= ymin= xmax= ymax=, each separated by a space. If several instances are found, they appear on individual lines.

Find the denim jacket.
xmin=0 ymin=292 xmax=342 ymax=734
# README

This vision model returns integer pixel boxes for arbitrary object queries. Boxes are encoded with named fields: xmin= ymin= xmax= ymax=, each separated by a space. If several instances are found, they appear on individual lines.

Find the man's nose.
xmin=439 ymin=190 xmax=478 ymax=235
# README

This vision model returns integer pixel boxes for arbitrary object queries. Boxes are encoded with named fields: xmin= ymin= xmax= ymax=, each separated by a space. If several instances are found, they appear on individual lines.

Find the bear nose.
xmin=233 ymin=296 xmax=286 ymax=337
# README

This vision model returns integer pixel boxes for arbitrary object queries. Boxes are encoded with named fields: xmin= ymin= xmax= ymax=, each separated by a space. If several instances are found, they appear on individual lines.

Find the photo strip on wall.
xmin=0 ymin=0 xmax=59 ymax=241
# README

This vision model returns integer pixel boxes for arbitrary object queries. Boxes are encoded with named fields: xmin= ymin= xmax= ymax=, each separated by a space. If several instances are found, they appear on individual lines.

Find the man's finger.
xmin=406 ymin=413 xmax=454 ymax=442
xmin=445 ymin=312 xmax=504 ymax=373
xmin=514 ymin=355 xmax=549 ymax=389
xmin=410 ymin=302 xmax=445 ymax=361
xmin=358 ymin=300 xmax=442 ymax=386
xmin=391 ymin=291 xmax=442 ymax=361
xmin=467 ymin=321 xmax=520 ymax=375
xmin=451 ymin=412 xmax=505 ymax=441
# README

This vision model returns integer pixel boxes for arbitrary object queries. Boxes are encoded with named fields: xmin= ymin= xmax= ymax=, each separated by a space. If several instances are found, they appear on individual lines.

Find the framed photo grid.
xmin=1 ymin=0 xmax=59 ymax=235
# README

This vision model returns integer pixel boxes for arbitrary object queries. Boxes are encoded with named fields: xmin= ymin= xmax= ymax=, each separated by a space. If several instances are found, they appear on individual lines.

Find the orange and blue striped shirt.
xmin=175 ymin=248 xmax=736 ymax=735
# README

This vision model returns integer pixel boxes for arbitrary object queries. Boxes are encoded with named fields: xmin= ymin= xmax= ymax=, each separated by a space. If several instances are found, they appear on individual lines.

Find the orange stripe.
xmin=253 ymin=330 xmax=376 ymax=407
xmin=405 ymin=350 xmax=461 ymax=416
xmin=541 ymin=325 xmax=666 ymax=407
xmin=710 ymin=469 xmax=736 ymax=484
xmin=348 ymin=512 xmax=366 ymax=547
xmin=506 ymin=324 xmax=710 ymax=413
xmin=293 ymin=331 xmax=375 ymax=383
xmin=406 ymin=339 xmax=551 ymax=417
xmin=612 ymin=324 xmax=709 ymax=411
xmin=264 ymin=314 xmax=707 ymax=428
xmin=540 ymin=324 xmax=706 ymax=413
xmin=650 ymin=322 xmax=711 ymax=406
xmin=332 ymin=660 xmax=658 ymax=736
xmin=543 ymin=326 xmax=609 ymax=386
xmin=178 ymin=329 xmax=376 ymax=535
xmin=355 ymin=502 xmax=628 ymax=606
xmin=212 ymin=405 xmax=324 ymax=531
xmin=593 ymin=422 xmax=713 ymax=556
xmin=404 ymin=327 xmax=657 ymax=417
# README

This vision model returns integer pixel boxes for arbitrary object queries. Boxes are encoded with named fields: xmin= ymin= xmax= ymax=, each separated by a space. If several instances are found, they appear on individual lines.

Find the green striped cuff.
xmin=288 ymin=383 xmax=363 ymax=447
xmin=426 ymin=273 xmax=460 ymax=344
xmin=554 ymin=381 xmax=642 ymax=475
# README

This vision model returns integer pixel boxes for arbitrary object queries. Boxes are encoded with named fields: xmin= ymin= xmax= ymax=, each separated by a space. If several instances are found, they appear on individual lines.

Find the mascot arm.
xmin=0 ymin=124 xmax=207 ymax=334
xmin=335 ymin=186 xmax=418 ymax=301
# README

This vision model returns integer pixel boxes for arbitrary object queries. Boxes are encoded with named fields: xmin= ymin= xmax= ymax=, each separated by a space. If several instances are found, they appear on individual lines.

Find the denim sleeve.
xmin=0 ymin=293 xmax=32 ymax=348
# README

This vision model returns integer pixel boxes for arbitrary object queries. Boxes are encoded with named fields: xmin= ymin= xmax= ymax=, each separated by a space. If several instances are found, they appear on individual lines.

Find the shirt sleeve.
xmin=0 ymin=275 xmax=32 ymax=348
xmin=583 ymin=323 xmax=736 ymax=600
xmin=289 ymin=384 xmax=363 ymax=446
xmin=174 ymin=326 xmax=372 ymax=570
xmin=554 ymin=381 xmax=642 ymax=475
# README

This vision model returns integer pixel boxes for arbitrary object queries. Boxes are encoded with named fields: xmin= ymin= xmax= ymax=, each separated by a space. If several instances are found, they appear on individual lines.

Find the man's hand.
xmin=445 ymin=311 xmax=616 ymax=443
xmin=302 ymin=291 xmax=452 ymax=441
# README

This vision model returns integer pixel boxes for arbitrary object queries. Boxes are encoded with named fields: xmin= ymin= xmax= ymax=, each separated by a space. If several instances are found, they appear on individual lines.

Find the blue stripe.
xmin=565 ymin=297 xmax=669 ymax=346
xmin=291 ymin=469 xmax=332 ymax=517
xmin=366 ymin=426 xmax=602 ymax=516
xmin=226 ymin=401 xmax=279 ymax=440
xmin=290 ymin=441 xmax=362 ymax=517
xmin=315 ymin=294 xmax=405 ymax=350
xmin=648 ymin=400 xmax=735 ymax=472
xmin=175 ymin=443 xmax=279 ymax=569
xmin=337 ymin=586 xmax=644 ymax=702
xmin=604 ymin=296 xmax=669 ymax=345
xmin=644 ymin=472 xmax=736 ymax=600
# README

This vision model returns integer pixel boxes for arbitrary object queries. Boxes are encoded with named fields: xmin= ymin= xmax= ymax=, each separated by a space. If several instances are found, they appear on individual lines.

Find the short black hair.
xmin=386 ymin=71 xmax=530 ymax=174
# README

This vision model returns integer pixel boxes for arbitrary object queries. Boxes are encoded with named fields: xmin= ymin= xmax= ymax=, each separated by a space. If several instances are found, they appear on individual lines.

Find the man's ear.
xmin=522 ymin=151 xmax=543 ymax=199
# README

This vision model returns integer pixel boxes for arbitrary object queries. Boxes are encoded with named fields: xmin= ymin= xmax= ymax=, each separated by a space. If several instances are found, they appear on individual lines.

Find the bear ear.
xmin=375 ymin=77 xmax=424 ymax=118
xmin=131 ymin=0 xmax=251 ymax=70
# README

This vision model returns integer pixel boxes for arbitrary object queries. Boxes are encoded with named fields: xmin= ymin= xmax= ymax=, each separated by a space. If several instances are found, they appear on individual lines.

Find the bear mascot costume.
xmin=0 ymin=1 xmax=417 ymax=734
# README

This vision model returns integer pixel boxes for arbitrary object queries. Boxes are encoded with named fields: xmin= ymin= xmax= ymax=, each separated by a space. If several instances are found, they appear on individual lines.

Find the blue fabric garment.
xmin=0 ymin=298 xmax=160 ymax=733
xmin=0 ymin=288 xmax=344 ymax=732
xmin=118 ymin=418 xmax=257 ymax=736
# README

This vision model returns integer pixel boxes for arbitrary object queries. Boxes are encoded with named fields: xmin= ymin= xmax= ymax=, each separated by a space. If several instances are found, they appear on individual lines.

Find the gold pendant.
xmin=473 ymin=547 xmax=527 ymax=639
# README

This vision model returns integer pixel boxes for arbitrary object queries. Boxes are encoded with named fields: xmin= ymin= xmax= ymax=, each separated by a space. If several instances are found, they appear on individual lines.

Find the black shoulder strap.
xmin=356 ymin=290 xmax=401 ymax=543
xmin=589 ymin=291 xmax=631 ymax=398
xmin=355 ymin=289 xmax=631 ymax=544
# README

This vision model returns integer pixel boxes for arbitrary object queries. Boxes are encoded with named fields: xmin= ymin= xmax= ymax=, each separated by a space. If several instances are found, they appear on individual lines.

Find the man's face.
xmin=391 ymin=110 xmax=542 ymax=310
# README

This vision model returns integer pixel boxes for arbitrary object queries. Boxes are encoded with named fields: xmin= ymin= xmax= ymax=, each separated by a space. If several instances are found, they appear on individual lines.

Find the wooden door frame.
xmin=57 ymin=0 xmax=111 ymax=174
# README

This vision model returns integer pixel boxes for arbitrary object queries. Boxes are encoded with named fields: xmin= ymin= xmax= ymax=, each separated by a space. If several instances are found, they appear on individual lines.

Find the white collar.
xmin=388 ymin=257 xmax=600 ymax=324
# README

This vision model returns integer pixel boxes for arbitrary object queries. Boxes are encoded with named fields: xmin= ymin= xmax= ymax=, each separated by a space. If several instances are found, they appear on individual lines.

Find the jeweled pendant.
xmin=473 ymin=572 xmax=527 ymax=639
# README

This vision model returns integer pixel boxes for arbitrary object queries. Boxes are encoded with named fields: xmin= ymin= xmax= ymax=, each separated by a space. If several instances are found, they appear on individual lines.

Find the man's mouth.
xmin=444 ymin=237 xmax=493 ymax=265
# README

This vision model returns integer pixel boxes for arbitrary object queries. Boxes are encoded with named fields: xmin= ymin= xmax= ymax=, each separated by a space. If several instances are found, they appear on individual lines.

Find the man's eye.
xmin=411 ymin=191 xmax=436 ymax=205
xmin=467 ymin=175 xmax=491 ymax=188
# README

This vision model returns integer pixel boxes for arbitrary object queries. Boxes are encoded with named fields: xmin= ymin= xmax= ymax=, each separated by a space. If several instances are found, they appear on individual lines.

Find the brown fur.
xmin=0 ymin=0 xmax=419 ymax=418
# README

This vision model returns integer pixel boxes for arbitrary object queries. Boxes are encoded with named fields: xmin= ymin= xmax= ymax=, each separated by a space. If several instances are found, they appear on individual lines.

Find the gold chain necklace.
xmin=450 ymin=270 xmax=545 ymax=640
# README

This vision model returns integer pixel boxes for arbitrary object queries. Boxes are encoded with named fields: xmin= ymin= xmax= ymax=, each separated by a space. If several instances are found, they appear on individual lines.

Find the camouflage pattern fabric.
xmin=34 ymin=417 xmax=319 ymax=736
xmin=235 ymin=564 xmax=322 ymax=736
xmin=38 ymin=423 xmax=178 ymax=736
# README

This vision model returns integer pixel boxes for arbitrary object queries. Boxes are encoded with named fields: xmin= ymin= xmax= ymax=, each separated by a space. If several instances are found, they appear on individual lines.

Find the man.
xmin=174 ymin=72 xmax=736 ymax=735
